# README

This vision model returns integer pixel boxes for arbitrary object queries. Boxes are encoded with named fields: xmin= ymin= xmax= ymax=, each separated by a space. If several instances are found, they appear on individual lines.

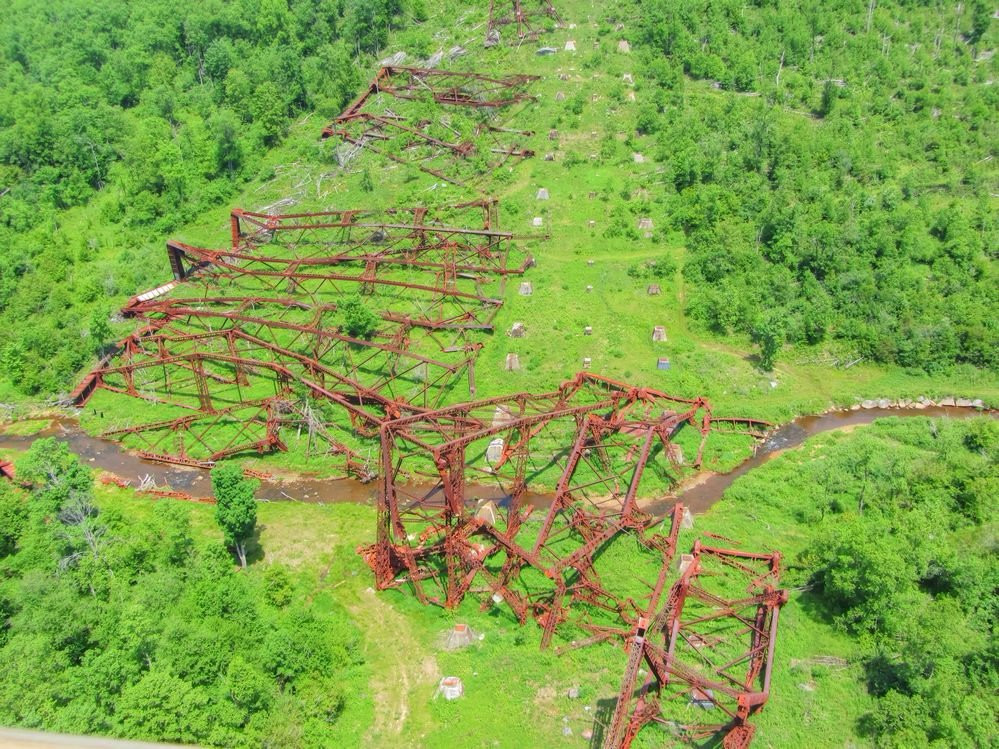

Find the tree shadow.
xmin=589 ymin=696 xmax=616 ymax=748
xmin=862 ymin=653 xmax=910 ymax=698
xmin=793 ymin=587 xmax=841 ymax=626
xmin=245 ymin=524 xmax=266 ymax=565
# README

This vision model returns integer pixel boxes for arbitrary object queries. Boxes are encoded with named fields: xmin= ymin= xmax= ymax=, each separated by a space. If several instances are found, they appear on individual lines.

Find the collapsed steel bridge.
xmin=601 ymin=543 xmax=787 ymax=749
xmin=360 ymin=372 xmax=770 ymax=639
xmin=72 ymin=201 xmax=530 ymax=473
xmin=321 ymin=66 xmax=539 ymax=185
xmin=69 ymin=46 xmax=788 ymax=747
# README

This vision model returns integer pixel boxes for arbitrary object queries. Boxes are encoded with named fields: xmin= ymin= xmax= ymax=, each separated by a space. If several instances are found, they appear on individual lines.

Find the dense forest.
xmin=716 ymin=416 xmax=999 ymax=747
xmin=0 ymin=439 xmax=363 ymax=746
xmin=631 ymin=0 xmax=997 ymax=371
xmin=0 ymin=0 xmax=409 ymax=395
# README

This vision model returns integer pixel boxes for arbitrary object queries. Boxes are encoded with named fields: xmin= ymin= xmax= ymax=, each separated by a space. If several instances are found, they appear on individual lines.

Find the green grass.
xmin=0 ymin=419 xmax=52 ymax=437
xmin=7 ymin=1 xmax=996 ymax=745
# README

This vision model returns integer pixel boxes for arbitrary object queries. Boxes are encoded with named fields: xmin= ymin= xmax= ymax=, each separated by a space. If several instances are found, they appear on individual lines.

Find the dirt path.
xmin=345 ymin=588 xmax=439 ymax=747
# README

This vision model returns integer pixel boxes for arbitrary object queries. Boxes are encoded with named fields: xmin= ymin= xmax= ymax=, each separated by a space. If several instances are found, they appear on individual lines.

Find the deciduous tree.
xmin=210 ymin=464 xmax=258 ymax=568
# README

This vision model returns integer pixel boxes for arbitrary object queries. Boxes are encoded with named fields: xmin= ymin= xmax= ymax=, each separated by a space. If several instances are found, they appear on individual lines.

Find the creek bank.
xmin=0 ymin=401 xmax=992 ymax=514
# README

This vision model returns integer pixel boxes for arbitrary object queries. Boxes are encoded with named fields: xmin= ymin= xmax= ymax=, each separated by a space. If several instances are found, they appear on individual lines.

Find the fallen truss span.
xmin=72 ymin=201 xmax=533 ymax=475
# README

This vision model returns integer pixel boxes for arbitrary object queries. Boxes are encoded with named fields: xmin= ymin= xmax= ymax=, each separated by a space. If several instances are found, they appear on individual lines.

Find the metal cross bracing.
xmin=72 ymin=203 xmax=533 ymax=476
xmin=486 ymin=1 xmax=562 ymax=45
xmin=601 ymin=542 xmax=788 ymax=749
xmin=358 ymin=372 xmax=771 ymax=645
xmin=320 ymin=67 xmax=540 ymax=186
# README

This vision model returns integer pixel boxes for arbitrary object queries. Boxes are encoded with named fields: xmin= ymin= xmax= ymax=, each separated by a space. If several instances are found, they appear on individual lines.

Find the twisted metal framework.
xmin=359 ymin=373 xmax=770 ymax=645
xmin=486 ymin=1 xmax=562 ymax=45
xmin=321 ymin=67 xmax=539 ymax=185
xmin=602 ymin=543 xmax=788 ymax=749
xmin=72 ymin=201 xmax=530 ymax=475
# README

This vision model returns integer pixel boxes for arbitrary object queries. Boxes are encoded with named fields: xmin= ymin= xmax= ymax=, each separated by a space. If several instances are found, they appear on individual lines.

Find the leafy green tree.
xmin=89 ymin=309 xmax=112 ymax=356
xmin=16 ymin=438 xmax=93 ymax=516
xmin=0 ymin=481 xmax=27 ymax=558
xmin=225 ymin=656 xmax=273 ymax=712
xmin=968 ymin=0 xmax=991 ymax=46
xmin=751 ymin=314 xmax=784 ymax=372
xmin=151 ymin=501 xmax=194 ymax=568
xmin=251 ymin=82 xmax=286 ymax=145
xmin=113 ymin=669 xmax=203 ymax=743
xmin=210 ymin=464 xmax=258 ymax=568
xmin=339 ymin=295 xmax=379 ymax=340
xmin=360 ymin=168 xmax=374 ymax=193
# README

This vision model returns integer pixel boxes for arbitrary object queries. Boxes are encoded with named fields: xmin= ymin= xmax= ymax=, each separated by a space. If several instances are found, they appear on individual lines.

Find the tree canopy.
xmin=0 ymin=440 xmax=363 ymax=747
xmin=0 ymin=0 xmax=407 ymax=396
xmin=210 ymin=463 xmax=259 ymax=568
xmin=631 ymin=0 xmax=997 ymax=372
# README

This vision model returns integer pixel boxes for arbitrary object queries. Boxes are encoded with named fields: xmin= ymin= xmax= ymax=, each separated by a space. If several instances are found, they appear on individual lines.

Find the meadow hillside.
xmin=0 ymin=0 xmax=996 ymax=418
xmin=0 ymin=1 xmax=996 ymax=747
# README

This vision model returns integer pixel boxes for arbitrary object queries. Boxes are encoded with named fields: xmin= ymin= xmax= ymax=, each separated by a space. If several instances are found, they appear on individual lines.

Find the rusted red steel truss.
xmin=602 ymin=543 xmax=788 ymax=749
xmin=487 ymin=1 xmax=562 ymax=45
xmin=321 ymin=67 xmax=539 ymax=185
xmin=359 ymin=372 xmax=770 ymax=644
xmin=71 ymin=203 xmax=531 ymax=476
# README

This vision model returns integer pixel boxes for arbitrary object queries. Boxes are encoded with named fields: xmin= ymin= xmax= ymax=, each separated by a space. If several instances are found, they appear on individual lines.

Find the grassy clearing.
xmin=0 ymin=419 xmax=53 ymax=437
xmin=79 ymin=409 xmax=993 ymax=747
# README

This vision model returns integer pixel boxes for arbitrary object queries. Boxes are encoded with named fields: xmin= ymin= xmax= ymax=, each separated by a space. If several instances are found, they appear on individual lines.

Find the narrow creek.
xmin=0 ymin=406 xmax=990 ymax=514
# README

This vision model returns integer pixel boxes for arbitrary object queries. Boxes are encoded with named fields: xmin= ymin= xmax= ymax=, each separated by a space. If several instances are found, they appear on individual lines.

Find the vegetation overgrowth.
xmin=0 ymin=439 xmax=368 ymax=746
xmin=0 ymin=0 xmax=994 ymax=416
xmin=635 ymin=0 xmax=998 ymax=373
xmin=0 ymin=0 xmax=997 ymax=746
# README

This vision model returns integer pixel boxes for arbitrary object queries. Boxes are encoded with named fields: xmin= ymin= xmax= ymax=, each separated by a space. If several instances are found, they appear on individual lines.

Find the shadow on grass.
xmin=794 ymin=587 xmax=841 ymax=627
xmin=245 ymin=524 xmax=266 ymax=565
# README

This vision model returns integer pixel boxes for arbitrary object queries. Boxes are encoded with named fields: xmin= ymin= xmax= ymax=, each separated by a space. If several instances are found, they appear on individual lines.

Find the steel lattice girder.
xmin=487 ymin=1 xmax=562 ymax=42
xmin=73 ymin=204 xmax=531 ymax=475
xmin=602 ymin=543 xmax=788 ymax=749
xmin=358 ymin=372 xmax=771 ymax=641
xmin=321 ymin=67 xmax=539 ymax=185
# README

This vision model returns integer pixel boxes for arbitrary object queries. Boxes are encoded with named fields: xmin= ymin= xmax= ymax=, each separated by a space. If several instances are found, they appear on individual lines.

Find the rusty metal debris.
xmin=72 ymin=201 xmax=532 ymax=477
xmin=67 ymin=40 xmax=787 ymax=748
xmin=600 ymin=543 xmax=787 ymax=748
xmin=321 ymin=66 xmax=539 ymax=185
xmin=358 ymin=373 xmax=769 ymax=642
xmin=486 ymin=1 xmax=562 ymax=45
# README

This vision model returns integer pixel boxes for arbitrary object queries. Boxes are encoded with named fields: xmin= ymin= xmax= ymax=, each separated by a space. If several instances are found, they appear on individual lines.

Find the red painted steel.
xmin=603 ymin=543 xmax=788 ymax=749
xmin=359 ymin=373 xmax=771 ymax=644
xmin=487 ymin=1 xmax=562 ymax=43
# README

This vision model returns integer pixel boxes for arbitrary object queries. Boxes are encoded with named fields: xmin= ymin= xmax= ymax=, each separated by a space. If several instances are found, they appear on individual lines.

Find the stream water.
xmin=0 ymin=405 xmax=989 ymax=514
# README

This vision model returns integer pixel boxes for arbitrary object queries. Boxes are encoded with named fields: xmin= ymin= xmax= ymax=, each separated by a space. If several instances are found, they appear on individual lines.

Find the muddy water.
xmin=0 ymin=406 xmax=990 ymax=512
xmin=645 ymin=405 xmax=990 ymax=516
xmin=0 ymin=419 xmax=374 ymax=504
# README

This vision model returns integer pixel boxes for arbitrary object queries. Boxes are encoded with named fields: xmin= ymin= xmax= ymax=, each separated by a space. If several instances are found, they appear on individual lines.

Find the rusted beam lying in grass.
xmin=73 ymin=204 xmax=533 ymax=477
xmin=487 ymin=1 xmax=562 ymax=45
